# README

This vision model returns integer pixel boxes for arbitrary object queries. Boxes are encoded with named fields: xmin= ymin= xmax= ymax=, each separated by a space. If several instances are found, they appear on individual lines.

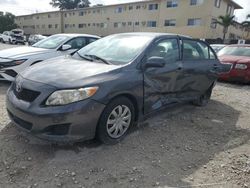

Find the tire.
xmin=193 ymin=86 xmax=213 ymax=107
xmin=0 ymin=38 xmax=3 ymax=43
xmin=96 ymin=97 xmax=135 ymax=145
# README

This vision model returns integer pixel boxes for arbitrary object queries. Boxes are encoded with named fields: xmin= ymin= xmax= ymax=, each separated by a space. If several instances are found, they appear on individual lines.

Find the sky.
xmin=0 ymin=0 xmax=249 ymax=22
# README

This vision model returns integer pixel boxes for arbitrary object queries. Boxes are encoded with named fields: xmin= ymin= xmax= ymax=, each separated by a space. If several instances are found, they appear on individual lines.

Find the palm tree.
xmin=241 ymin=14 xmax=250 ymax=39
xmin=214 ymin=14 xmax=235 ymax=43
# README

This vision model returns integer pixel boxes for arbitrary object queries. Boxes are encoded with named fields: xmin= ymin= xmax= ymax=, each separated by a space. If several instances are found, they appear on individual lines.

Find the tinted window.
xmin=88 ymin=38 xmax=98 ymax=44
xmin=65 ymin=37 xmax=87 ymax=49
xmin=148 ymin=38 xmax=179 ymax=62
xmin=183 ymin=40 xmax=209 ymax=60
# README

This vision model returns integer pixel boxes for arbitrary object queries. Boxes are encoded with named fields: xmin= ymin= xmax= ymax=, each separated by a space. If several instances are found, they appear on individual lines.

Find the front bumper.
xmin=219 ymin=69 xmax=250 ymax=83
xmin=6 ymin=81 xmax=106 ymax=142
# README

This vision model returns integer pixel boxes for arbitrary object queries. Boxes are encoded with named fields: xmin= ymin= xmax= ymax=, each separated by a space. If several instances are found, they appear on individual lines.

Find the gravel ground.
xmin=0 ymin=43 xmax=249 ymax=188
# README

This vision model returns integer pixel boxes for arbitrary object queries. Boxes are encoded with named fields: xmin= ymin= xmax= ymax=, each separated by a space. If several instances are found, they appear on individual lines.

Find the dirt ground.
xmin=0 ymin=44 xmax=249 ymax=188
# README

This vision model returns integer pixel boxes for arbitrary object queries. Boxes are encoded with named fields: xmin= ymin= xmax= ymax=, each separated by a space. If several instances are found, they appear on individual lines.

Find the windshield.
xmin=32 ymin=35 xmax=69 ymax=49
xmin=218 ymin=46 xmax=250 ymax=57
xmin=77 ymin=34 xmax=153 ymax=65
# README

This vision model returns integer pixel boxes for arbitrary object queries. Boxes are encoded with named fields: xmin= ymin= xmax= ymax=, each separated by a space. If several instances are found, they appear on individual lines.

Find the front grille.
xmin=4 ymin=70 xmax=18 ymax=77
xmin=12 ymin=83 xmax=40 ymax=102
xmin=8 ymin=110 xmax=33 ymax=131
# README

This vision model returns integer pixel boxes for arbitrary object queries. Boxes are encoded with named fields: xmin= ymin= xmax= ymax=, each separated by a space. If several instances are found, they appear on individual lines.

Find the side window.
xmin=65 ymin=37 xmax=87 ymax=49
xmin=148 ymin=38 xmax=179 ymax=62
xmin=209 ymin=48 xmax=216 ymax=59
xmin=183 ymin=40 xmax=209 ymax=60
xmin=88 ymin=38 xmax=98 ymax=44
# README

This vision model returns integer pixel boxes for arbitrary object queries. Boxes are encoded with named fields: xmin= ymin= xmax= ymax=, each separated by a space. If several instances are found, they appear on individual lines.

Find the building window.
xmin=164 ymin=19 xmax=176 ymax=26
xmin=115 ymin=7 xmax=123 ymax=13
xmin=190 ymin=0 xmax=203 ymax=6
xmin=79 ymin=24 xmax=86 ymax=28
xmin=136 ymin=5 xmax=141 ymax=9
xmin=167 ymin=0 xmax=178 ymax=8
xmin=114 ymin=22 xmax=122 ymax=28
xmin=129 ymin=5 xmax=133 ymax=10
xmin=55 ymin=24 xmax=58 ymax=29
xmin=210 ymin=18 xmax=217 ymax=29
xmin=48 ymin=24 xmax=52 ymax=29
xmin=214 ymin=0 xmax=221 ymax=8
xmin=148 ymin=4 xmax=158 ymax=10
xmin=79 ymin=12 xmax=84 ymax=16
xmin=48 ymin=14 xmax=51 ymax=18
xmin=227 ymin=4 xmax=233 ymax=15
xmin=128 ymin=22 xmax=132 ymax=26
xmin=147 ymin=21 xmax=157 ymax=27
xmin=135 ymin=21 xmax=140 ymax=26
xmin=187 ymin=18 xmax=201 ymax=26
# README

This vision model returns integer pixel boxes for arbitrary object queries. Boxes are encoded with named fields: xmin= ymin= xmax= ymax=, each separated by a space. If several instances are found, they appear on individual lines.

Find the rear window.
xmin=218 ymin=46 xmax=250 ymax=57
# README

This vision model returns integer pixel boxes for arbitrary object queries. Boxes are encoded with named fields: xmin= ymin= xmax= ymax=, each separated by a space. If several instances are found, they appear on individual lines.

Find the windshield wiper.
xmin=76 ymin=52 xmax=93 ymax=62
xmin=85 ymin=54 xmax=111 ymax=65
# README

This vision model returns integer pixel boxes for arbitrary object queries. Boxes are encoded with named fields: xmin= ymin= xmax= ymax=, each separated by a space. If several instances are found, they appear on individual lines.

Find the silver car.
xmin=0 ymin=33 xmax=100 ymax=81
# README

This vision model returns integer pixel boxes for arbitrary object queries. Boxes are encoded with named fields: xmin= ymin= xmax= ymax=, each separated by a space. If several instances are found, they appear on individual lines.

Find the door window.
xmin=183 ymin=40 xmax=209 ymax=60
xmin=65 ymin=37 xmax=87 ymax=49
xmin=147 ymin=38 xmax=179 ymax=62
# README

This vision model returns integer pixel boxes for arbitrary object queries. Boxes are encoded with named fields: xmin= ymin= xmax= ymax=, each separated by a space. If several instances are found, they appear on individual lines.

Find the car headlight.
xmin=46 ymin=87 xmax=99 ymax=106
xmin=235 ymin=64 xmax=248 ymax=70
xmin=13 ymin=59 xmax=27 ymax=65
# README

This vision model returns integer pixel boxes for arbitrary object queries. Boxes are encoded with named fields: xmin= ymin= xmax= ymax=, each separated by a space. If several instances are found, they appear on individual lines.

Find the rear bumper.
xmin=6 ymin=88 xmax=106 ymax=142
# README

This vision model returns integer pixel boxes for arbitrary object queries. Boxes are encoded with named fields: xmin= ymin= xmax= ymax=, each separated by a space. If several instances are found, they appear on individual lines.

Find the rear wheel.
xmin=193 ymin=86 xmax=213 ymax=107
xmin=96 ymin=97 xmax=135 ymax=145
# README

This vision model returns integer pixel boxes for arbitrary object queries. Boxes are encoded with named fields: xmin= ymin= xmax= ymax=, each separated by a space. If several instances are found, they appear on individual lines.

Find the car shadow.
xmin=0 ymin=94 xmax=249 ymax=187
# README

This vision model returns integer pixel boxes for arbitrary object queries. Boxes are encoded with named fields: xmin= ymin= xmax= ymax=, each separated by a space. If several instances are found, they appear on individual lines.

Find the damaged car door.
xmin=180 ymin=39 xmax=220 ymax=99
xmin=143 ymin=37 xmax=182 ymax=114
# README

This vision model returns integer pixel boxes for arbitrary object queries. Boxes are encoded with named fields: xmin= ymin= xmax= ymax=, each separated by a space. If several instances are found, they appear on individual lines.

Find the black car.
xmin=6 ymin=33 xmax=224 ymax=144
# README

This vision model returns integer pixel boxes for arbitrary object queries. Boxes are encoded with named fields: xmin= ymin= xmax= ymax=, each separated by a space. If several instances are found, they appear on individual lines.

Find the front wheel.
xmin=193 ymin=86 xmax=213 ymax=107
xmin=96 ymin=97 xmax=135 ymax=145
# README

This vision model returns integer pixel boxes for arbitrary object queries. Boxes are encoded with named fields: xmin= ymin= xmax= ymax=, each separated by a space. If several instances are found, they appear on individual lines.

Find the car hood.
xmin=0 ymin=46 xmax=52 ymax=59
xmin=219 ymin=55 xmax=250 ymax=64
xmin=20 ymin=56 xmax=122 ymax=88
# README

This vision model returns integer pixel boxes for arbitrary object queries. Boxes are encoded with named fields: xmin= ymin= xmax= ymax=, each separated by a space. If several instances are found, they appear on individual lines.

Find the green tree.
xmin=0 ymin=12 xmax=18 ymax=33
xmin=241 ymin=14 xmax=250 ymax=39
xmin=214 ymin=14 xmax=235 ymax=43
xmin=50 ymin=0 xmax=91 ymax=10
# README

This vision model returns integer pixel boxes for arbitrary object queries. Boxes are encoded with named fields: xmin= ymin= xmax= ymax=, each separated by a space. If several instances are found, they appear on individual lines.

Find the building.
xmin=15 ymin=0 xmax=246 ymax=40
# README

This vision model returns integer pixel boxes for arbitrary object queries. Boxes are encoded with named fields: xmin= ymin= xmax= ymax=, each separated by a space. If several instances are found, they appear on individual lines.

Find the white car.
xmin=0 ymin=31 xmax=15 ymax=44
xmin=0 ymin=33 xmax=100 ymax=81
xmin=210 ymin=44 xmax=226 ymax=53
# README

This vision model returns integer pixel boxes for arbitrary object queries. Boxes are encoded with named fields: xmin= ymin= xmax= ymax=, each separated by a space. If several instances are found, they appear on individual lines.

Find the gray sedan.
xmin=6 ymin=33 xmax=225 ymax=144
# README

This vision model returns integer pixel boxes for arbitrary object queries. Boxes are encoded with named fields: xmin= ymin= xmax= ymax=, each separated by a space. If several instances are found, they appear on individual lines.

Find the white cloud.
xmin=0 ymin=0 xmax=248 ymax=22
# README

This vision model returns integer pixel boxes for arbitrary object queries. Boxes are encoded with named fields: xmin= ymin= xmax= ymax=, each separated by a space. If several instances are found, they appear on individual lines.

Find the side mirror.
xmin=61 ymin=44 xmax=72 ymax=51
xmin=143 ymin=57 xmax=165 ymax=69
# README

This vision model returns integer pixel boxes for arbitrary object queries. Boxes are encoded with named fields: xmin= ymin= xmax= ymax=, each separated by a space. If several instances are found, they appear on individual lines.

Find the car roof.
xmin=211 ymin=44 xmax=226 ymax=46
xmin=109 ymin=32 xmax=192 ymax=39
xmin=54 ymin=33 xmax=100 ymax=39
xmin=228 ymin=44 xmax=250 ymax=47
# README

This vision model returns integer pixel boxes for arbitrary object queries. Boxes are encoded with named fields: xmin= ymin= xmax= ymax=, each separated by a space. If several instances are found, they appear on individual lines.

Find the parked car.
xmin=6 ymin=33 xmax=227 ymax=144
xmin=210 ymin=44 xmax=226 ymax=53
xmin=11 ymin=29 xmax=25 ymax=44
xmin=0 ymin=31 xmax=15 ymax=44
xmin=218 ymin=44 xmax=250 ymax=83
xmin=28 ymin=35 xmax=47 ymax=45
xmin=0 ymin=33 xmax=100 ymax=81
